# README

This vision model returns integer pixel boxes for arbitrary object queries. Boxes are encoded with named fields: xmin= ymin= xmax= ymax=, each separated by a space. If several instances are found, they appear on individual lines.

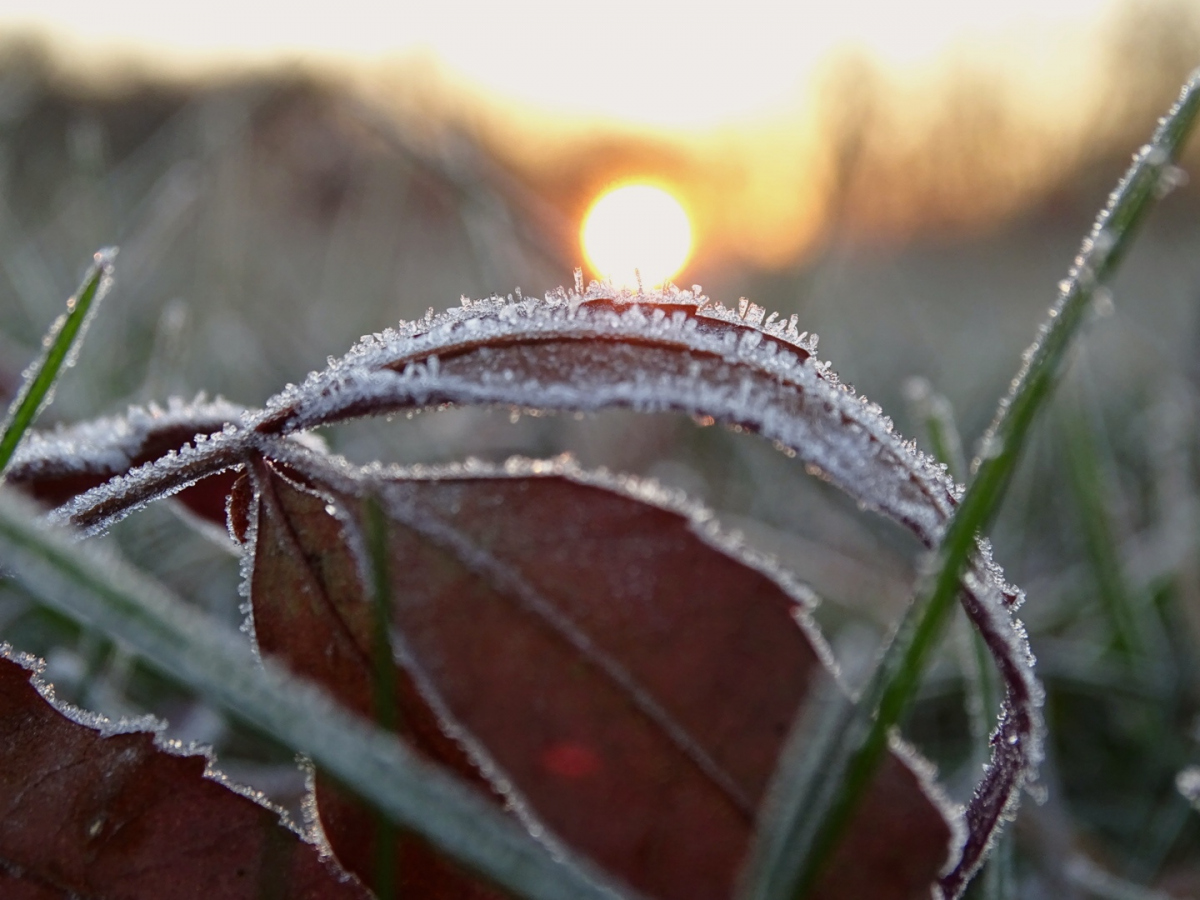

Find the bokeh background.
xmin=1 ymin=2 xmax=1199 ymax=897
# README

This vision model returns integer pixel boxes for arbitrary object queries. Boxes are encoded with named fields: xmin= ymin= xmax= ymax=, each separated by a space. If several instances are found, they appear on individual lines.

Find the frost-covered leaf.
xmin=242 ymin=443 xmax=954 ymax=900
xmin=0 ymin=645 xmax=368 ymax=900
xmin=52 ymin=283 xmax=1042 ymax=888
xmin=7 ymin=397 xmax=246 ymax=528
xmin=257 ymin=285 xmax=960 ymax=540
xmin=0 ymin=488 xmax=626 ymax=900
xmin=58 ymin=285 xmax=960 ymax=540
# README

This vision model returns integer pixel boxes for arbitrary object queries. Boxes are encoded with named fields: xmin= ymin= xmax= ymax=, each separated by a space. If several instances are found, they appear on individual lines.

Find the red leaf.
xmin=6 ymin=399 xmax=245 ymax=529
xmin=0 ymin=647 xmax=369 ymax=900
xmin=246 ymin=455 xmax=504 ymax=899
xmin=47 ymin=286 xmax=1038 ymax=891
xmin=245 ymin=446 xmax=954 ymax=900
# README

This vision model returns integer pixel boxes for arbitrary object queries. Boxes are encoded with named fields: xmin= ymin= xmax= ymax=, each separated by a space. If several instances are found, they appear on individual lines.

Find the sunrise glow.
xmin=0 ymin=0 xmax=1114 ymax=126
xmin=0 ymin=0 xmax=1139 ymax=266
xmin=582 ymin=185 xmax=692 ymax=289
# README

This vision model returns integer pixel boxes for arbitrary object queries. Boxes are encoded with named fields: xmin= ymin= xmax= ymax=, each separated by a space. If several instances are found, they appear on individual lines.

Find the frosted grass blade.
xmin=0 ymin=488 xmax=636 ymax=900
xmin=0 ymin=248 xmax=117 ymax=475
xmin=909 ymin=381 xmax=1011 ymax=900
xmin=744 ymin=67 xmax=1200 ymax=900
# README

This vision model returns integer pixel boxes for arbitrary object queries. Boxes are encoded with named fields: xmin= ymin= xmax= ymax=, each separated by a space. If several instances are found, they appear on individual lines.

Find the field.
xmin=1 ymin=28 xmax=1200 ymax=898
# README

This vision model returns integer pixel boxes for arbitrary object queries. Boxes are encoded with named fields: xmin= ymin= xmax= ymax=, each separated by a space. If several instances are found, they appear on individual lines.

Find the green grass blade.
xmin=908 ymin=381 xmax=1012 ymax=900
xmin=365 ymin=494 xmax=398 ymax=900
xmin=0 ymin=488 xmax=636 ymax=900
xmin=742 ymin=67 xmax=1200 ymax=900
xmin=908 ymin=380 xmax=1004 ymax=759
xmin=906 ymin=377 xmax=967 ymax=483
xmin=0 ymin=248 xmax=117 ymax=475
xmin=1062 ymin=412 xmax=1145 ymax=661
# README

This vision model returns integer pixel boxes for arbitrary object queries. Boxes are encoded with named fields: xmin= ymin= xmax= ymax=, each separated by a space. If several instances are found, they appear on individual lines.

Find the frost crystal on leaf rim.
xmin=22 ymin=281 xmax=1042 ymax=892
xmin=0 ymin=641 xmax=309 ymax=834
xmin=9 ymin=395 xmax=247 ymax=477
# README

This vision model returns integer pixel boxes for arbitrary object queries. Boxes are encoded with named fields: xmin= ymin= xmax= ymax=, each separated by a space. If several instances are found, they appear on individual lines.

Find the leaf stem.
xmin=0 ymin=248 xmax=117 ymax=475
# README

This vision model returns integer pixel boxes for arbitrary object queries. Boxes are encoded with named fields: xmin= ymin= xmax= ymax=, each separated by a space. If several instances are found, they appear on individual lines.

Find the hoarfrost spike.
xmin=45 ymin=285 xmax=1040 ymax=891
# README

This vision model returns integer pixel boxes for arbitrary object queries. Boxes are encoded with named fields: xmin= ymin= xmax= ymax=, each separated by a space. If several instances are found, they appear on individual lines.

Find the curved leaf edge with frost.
xmin=14 ymin=279 xmax=1043 ymax=898
xmin=241 ymin=440 xmax=959 ymax=899
xmin=6 ymin=64 xmax=1200 ymax=900
xmin=0 ymin=641 xmax=371 ymax=899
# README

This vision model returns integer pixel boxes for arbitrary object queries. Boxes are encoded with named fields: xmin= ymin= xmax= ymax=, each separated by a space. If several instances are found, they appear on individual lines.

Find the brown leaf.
xmin=49 ymin=285 xmax=1038 ymax=892
xmin=245 ymin=445 xmax=954 ymax=900
xmin=246 ymin=455 xmax=507 ymax=900
xmin=6 ymin=398 xmax=245 ymax=529
xmin=60 ymin=288 xmax=961 ymax=544
xmin=0 ymin=646 xmax=370 ymax=900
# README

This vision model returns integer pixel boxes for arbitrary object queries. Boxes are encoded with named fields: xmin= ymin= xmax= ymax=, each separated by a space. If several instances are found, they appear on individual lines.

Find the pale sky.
xmin=1 ymin=0 xmax=1122 ymax=126
xmin=3 ymin=0 xmax=1170 ymax=267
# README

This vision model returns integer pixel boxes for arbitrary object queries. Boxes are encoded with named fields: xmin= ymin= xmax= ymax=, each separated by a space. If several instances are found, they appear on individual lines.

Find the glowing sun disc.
xmin=582 ymin=184 xmax=692 ymax=288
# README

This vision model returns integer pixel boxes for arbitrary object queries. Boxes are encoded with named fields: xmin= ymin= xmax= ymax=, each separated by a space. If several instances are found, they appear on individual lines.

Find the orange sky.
xmin=2 ymin=0 xmax=1193 ymax=267
xmin=0 ymin=0 xmax=1119 ymax=124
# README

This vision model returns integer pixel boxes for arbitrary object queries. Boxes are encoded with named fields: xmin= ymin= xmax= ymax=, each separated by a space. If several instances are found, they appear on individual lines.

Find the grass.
xmin=0 ymin=248 xmax=114 ymax=470
xmin=745 ymin=67 xmax=1200 ymax=900
xmin=0 ymin=48 xmax=1199 ymax=900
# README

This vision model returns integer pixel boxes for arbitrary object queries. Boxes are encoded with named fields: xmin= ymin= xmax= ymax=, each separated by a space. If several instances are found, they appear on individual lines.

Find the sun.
xmin=581 ymin=184 xmax=692 ymax=289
